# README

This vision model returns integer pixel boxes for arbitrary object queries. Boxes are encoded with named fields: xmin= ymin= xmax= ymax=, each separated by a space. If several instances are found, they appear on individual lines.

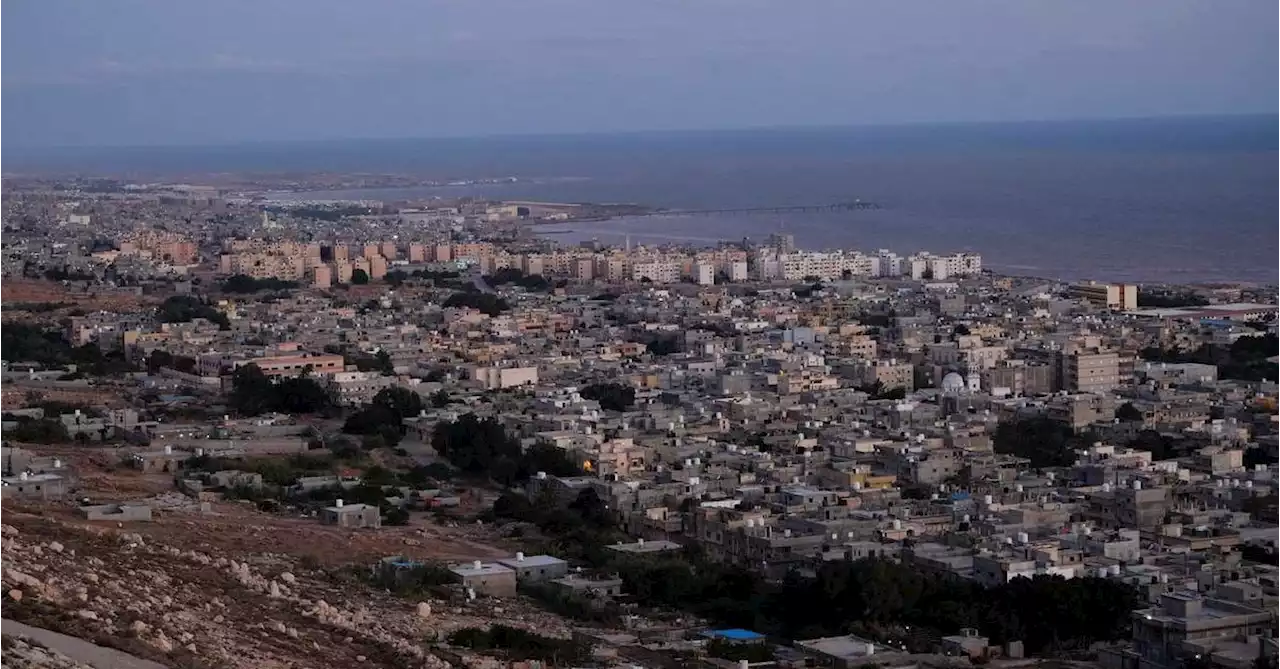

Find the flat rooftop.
xmin=496 ymin=554 xmax=567 ymax=569
xmin=450 ymin=562 xmax=515 ymax=578
xmin=605 ymin=539 xmax=682 ymax=554
xmin=1126 ymin=303 xmax=1277 ymax=319
xmin=797 ymin=634 xmax=884 ymax=659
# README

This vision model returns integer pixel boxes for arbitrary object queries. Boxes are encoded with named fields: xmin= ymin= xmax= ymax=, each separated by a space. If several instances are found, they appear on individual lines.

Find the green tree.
xmin=351 ymin=269 xmax=370 ymax=285
xmin=992 ymin=417 xmax=1093 ymax=468
xmin=375 ymin=350 xmax=395 ymax=375
xmin=373 ymin=386 xmax=423 ymax=419
xmin=1115 ymin=402 xmax=1145 ymax=422
xmin=579 ymin=382 xmax=636 ymax=412
xmin=342 ymin=403 xmax=405 ymax=446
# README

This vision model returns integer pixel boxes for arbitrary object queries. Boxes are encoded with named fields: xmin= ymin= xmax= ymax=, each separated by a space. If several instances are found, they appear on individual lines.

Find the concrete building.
xmin=1129 ymin=591 xmax=1276 ymax=669
xmin=551 ymin=575 xmax=623 ymax=598
xmin=796 ymin=635 xmax=892 ymax=668
xmin=693 ymin=262 xmax=715 ymax=286
xmin=311 ymin=264 xmax=333 ymax=289
xmin=1069 ymin=281 xmax=1139 ymax=310
xmin=605 ymin=538 xmax=682 ymax=555
xmin=319 ymin=500 xmax=381 ymax=528
xmin=631 ymin=261 xmax=681 ymax=284
xmin=846 ymin=359 xmax=915 ymax=391
xmin=471 ymin=365 xmax=539 ymax=390
xmin=1064 ymin=350 xmax=1122 ymax=394
xmin=328 ymin=371 xmax=397 ymax=406
xmin=79 ymin=503 xmax=153 ymax=522
xmin=984 ymin=360 xmax=1058 ymax=396
xmin=1084 ymin=481 xmax=1169 ymax=529
xmin=724 ymin=260 xmax=748 ymax=282
xmin=495 ymin=553 xmax=570 ymax=584
xmin=1 ymin=472 xmax=69 ymax=500
xmin=450 ymin=561 xmax=518 ymax=597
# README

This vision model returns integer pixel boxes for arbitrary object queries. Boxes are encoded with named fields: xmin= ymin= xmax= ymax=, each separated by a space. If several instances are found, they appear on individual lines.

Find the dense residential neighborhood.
xmin=2 ymin=187 xmax=1277 ymax=669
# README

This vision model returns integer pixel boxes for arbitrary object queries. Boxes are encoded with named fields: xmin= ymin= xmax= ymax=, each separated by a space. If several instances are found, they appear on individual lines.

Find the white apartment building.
xmin=876 ymin=250 xmax=904 ymax=277
xmin=723 ymin=260 xmax=748 ymax=282
xmin=594 ymin=257 xmax=630 ymax=283
xmin=693 ymin=262 xmax=716 ymax=286
xmin=632 ymin=261 xmax=682 ymax=284
xmin=777 ymin=251 xmax=880 ymax=281
xmin=906 ymin=252 xmax=983 ymax=280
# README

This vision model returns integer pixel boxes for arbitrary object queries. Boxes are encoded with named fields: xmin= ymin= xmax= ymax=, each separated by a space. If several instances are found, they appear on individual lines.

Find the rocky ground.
xmin=0 ymin=506 xmax=575 ymax=669
xmin=2 ymin=635 xmax=95 ymax=669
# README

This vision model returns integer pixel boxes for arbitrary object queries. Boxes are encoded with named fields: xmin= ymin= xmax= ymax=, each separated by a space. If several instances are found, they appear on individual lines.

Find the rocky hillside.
xmin=2 ymin=513 xmax=572 ymax=669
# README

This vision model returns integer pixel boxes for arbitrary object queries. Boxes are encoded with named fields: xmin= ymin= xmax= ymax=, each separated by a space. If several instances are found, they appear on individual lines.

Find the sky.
xmin=2 ymin=0 xmax=1276 ymax=148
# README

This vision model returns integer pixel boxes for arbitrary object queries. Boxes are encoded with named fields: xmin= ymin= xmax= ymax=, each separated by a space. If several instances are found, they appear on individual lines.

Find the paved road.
xmin=2 ymin=619 xmax=168 ymax=669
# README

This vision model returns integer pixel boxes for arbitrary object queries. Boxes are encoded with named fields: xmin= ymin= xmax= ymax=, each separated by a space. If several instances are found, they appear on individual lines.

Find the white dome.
xmin=941 ymin=372 xmax=966 ymax=392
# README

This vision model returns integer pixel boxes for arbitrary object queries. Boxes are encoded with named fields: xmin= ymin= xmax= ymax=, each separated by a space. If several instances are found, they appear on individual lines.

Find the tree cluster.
xmin=343 ymin=350 xmax=395 ymax=375
xmin=158 ymin=295 xmax=230 ymax=329
xmin=486 ymin=267 xmax=553 ymax=292
xmin=645 ymin=336 xmax=680 ymax=356
xmin=578 ymin=382 xmax=636 ymax=412
xmin=1115 ymin=402 xmax=1144 ymax=422
xmin=611 ymin=551 xmax=1136 ymax=654
xmin=992 ymin=416 xmax=1095 ymax=468
xmin=489 ymin=489 xmax=1138 ymax=653
xmin=432 ymin=413 xmax=581 ymax=485
xmin=1137 ymin=290 xmax=1209 ymax=308
xmin=442 ymin=291 xmax=510 ymax=316
xmin=448 ymin=625 xmax=590 ymax=665
xmin=228 ymin=364 xmax=336 ymax=417
xmin=341 ymin=387 xmax=422 ymax=447
xmin=0 ymin=324 xmax=134 ymax=376
xmin=4 ymin=417 xmax=71 ymax=444
xmin=219 ymin=275 xmax=299 ymax=294
xmin=859 ymin=380 xmax=907 ymax=401
xmin=145 ymin=350 xmax=198 ymax=375
xmin=1140 ymin=334 xmax=1278 ymax=382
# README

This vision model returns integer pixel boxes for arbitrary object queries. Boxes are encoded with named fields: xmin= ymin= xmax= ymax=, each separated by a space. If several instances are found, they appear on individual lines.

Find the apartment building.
xmin=1128 ymin=590 xmax=1276 ymax=669
xmin=471 ymin=365 xmax=539 ymax=389
xmin=845 ymin=359 xmax=915 ymax=391
xmin=693 ymin=262 xmax=716 ymax=285
xmin=1084 ymin=481 xmax=1169 ymax=529
xmin=1064 ymin=349 xmax=1122 ymax=394
xmin=1069 ymin=281 xmax=1139 ymax=310
xmin=631 ymin=261 xmax=681 ymax=284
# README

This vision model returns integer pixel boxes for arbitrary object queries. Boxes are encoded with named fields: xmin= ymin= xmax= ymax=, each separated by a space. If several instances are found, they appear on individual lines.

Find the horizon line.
xmin=5 ymin=111 xmax=1276 ymax=156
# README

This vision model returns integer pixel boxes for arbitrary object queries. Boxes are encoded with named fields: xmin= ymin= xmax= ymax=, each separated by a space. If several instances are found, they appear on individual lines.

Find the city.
xmin=1 ymin=1 xmax=1277 ymax=668
xmin=0 ymin=184 xmax=1276 ymax=669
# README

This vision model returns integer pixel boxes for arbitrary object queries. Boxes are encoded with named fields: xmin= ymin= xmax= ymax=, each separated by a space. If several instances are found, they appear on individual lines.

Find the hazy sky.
xmin=3 ymin=0 xmax=1275 ymax=147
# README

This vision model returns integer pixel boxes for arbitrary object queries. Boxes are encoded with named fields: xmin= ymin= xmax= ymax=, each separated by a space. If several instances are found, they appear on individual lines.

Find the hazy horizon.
xmin=4 ymin=111 xmax=1276 ymax=154
xmin=4 ymin=0 xmax=1275 ymax=149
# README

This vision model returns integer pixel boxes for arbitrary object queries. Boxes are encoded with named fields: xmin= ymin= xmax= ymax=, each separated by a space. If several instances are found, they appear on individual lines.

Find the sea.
xmin=8 ymin=115 xmax=1277 ymax=285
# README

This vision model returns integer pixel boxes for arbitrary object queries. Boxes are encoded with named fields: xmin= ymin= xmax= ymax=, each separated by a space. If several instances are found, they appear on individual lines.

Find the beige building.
xmin=1069 ymin=281 xmax=1139 ymax=310
xmin=1064 ymin=349 xmax=1121 ymax=394
xmin=311 ymin=265 xmax=332 ymax=289
xmin=471 ymin=366 xmax=539 ymax=389
xmin=846 ymin=359 xmax=915 ymax=391
xmin=408 ymin=243 xmax=427 ymax=263
xmin=450 ymin=561 xmax=517 ymax=597
xmin=320 ymin=500 xmax=381 ymax=528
